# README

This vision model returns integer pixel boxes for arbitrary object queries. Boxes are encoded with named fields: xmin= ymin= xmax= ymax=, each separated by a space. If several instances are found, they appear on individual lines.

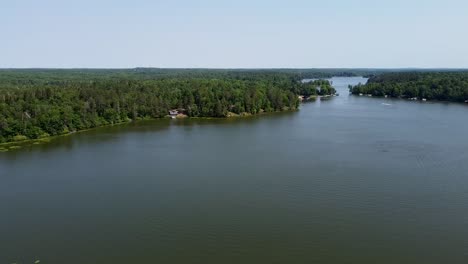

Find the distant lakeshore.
xmin=2 ymin=69 xmax=468 ymax=148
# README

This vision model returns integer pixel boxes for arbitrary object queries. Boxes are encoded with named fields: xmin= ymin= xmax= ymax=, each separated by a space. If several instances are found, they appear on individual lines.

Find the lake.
xmin=1 ymin=77 xmax=468 ymax=264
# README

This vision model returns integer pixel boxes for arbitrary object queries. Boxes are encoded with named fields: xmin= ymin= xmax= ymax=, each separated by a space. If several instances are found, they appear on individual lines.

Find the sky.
xmin=1 ymin=0 xmax=468 ymax=68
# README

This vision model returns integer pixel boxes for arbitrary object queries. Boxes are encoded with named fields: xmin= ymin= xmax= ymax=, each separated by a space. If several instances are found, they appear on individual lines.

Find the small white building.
xmin=169 ymin=110 xmax=179 ymax=119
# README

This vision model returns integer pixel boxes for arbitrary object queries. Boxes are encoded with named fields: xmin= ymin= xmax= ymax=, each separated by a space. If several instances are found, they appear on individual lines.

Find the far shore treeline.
xmin=0 ymin=69 xmax=342 ymax=144
xmin=2 ymin=69 xmax=468 ymax=144
xmin=350 ymin=72 xmax=468 ymax=102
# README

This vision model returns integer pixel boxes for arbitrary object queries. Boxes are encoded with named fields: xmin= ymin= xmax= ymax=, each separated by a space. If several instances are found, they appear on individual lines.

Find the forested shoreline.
xmin=0 ymin=69 xmax=338 ymax=144
xmin=350 ymin=72 xmax=468 ymax=102
xmin=5 ymin=69 xmax=467 ymax=145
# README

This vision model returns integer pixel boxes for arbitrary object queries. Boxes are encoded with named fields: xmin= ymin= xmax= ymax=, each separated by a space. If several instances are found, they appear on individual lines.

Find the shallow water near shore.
xmin=1 ymin=77 xmax=468 ymax=264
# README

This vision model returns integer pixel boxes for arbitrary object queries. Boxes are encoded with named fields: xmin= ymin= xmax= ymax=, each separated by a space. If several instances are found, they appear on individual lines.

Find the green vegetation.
xmin=299 ymin=80 xmax=336 ymax=96
xmin=0 ymin=68 xmax=377 ymax=82
xmin=0 ymin=69 xmax=339 ymax=144
xmin=350 ymin=72 xmax=468 ymax=102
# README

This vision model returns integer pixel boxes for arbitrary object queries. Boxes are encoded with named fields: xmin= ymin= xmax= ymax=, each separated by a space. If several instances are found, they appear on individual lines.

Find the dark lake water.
xmin=1 ymin=77 xmax=468 ymax=264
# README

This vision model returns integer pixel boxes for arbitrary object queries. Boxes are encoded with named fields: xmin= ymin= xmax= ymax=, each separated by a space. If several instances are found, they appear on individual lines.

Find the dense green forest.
xmin=350 ymin=72 xmax=468 ymax=102
xmin=0 ymin=68 xmax=375 ymax=83
xmin=0 ymin=69 xmax=338 ymax=144
xmin=299 ymin=79 xmax=336 ymax=96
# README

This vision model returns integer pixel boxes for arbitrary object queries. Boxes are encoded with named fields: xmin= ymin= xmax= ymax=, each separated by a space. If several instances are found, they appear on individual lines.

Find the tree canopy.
xmin=0 ymin=69 xmax=338 ymax=143
xmin=350 ymin=72 xmax=468 ymax=102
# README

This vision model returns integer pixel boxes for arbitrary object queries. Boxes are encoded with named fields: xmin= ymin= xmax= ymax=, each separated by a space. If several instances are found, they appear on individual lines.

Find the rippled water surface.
xmin=1 ymin=77 xmax=468 ymax=263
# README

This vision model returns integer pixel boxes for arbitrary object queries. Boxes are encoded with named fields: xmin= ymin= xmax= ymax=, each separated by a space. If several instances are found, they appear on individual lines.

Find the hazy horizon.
xmin=2 ymin=0 xmax=468 ymax=68
xmin=2 ymin=67 xmax=468 ymax=70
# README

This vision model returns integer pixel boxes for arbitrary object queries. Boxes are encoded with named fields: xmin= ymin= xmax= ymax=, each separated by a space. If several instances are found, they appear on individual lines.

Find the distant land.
xmin=350 ymin=72 xmax=468 ymax=103
xmin=1 ymin=68 xmax=467 ymax=145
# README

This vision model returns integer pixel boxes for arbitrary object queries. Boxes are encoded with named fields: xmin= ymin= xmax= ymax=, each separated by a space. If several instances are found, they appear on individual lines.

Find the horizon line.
xmin=1 ymin=67 xmax=468 ymax=70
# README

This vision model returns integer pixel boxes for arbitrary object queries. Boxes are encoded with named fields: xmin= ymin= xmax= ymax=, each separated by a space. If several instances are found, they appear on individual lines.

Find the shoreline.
xmin=0 ymin=120 xmax=134 ymax=151
xmin=351 ymin=93 xmax=468 ymax=105
xmin=0 ymin=109 xmax=299 ymax=151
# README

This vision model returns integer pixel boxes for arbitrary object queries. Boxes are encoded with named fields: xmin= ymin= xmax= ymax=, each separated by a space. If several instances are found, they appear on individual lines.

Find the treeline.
xmin=0 ymin=68 xmax=370 ymax=85
xmin=350 ymin=72 xmax=468 ymax=102
xmin=0 ymin=70 xmax=336 ymax=143
xmin=297 ymin=80 xmax=336 ymax=96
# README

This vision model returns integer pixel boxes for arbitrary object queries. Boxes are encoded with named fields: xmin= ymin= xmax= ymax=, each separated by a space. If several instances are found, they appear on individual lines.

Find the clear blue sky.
xmin=1 ymin=0 xmax=467 ymax=68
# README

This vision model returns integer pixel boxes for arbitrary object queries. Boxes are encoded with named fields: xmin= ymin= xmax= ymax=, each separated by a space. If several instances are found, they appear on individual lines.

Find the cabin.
xmin=168 ymin=109 xmax=188 ymax=119
xmin=169 ymin=110 xmax=179 ymax=119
